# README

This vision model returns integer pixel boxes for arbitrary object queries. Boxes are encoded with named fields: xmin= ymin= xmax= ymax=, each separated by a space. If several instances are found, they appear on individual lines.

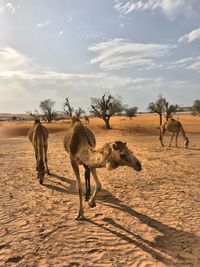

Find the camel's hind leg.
xmin=44 ymin=145 xmax=50 ymax=175
xmin=88 ymin=168 xmax=102 ymax=208
xmin=71 ymin=159 xmax=84 ymax=220
xmin=83 ymin=164 xmax=91 ymax=201
xmin=169 ymin=132 xmax=175 ymax=147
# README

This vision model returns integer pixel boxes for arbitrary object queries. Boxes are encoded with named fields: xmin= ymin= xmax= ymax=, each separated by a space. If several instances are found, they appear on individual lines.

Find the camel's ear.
xmin=123 ymin=142 xmax=126 ymax=145
xmin=112 ymin=143 xmax=118 ymax=150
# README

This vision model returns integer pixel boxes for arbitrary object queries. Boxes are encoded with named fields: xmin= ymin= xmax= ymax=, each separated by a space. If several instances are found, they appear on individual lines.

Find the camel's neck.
xmin=179 ymin=124 xmax=187 ymax=140
xmin=86 ymin=149 xmax=107 ymax=168
xmin=77 ymin=146 xmax=118 ymax=169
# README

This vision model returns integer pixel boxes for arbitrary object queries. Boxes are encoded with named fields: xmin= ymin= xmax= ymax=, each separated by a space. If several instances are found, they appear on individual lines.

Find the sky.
xmin=0 ymin=0 xmax=200 ymax=113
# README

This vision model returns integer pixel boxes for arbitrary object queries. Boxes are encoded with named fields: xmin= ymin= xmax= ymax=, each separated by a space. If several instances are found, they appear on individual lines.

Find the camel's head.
xmin=105 ymin=141 xmax=142 ymax=172
xmin=34 ymin=118 xmax=41 ymax=125
xmin=184 ymin=137 xmax=189 ymax=149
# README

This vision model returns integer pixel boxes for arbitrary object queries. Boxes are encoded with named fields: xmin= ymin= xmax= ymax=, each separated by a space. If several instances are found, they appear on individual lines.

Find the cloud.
xmin=37 ymin=20 xmax=51 ymax=28
xmin=169 ymin=57 xmax=193 ymax=68
xmin=114 ymin=0 xmax=197 ymax=19
xmin=166 ymin=56 xmax=200 ymax=72
xmin=0 ymin=6 xmax=4 ymax=13
xmin=0 ymin=45 xmax=164 ymax=112
xmin=89 ymin=38 xmax=174 ymax=71
xmin=0 ymin=46 xmax=198 ymax=113
xmin=186 ymin=57 xmax=200 ymax=71
xmin=178 ymin=27 xmax=200 ymax=43
xmin=6 ymin=2 xmax=15 ymax=14
xmin=0 ymin=2 xmax=19 ymax=14
xmin=0 ymin=47 xmax=32 ymax=71
xmin=58 ymin=30 xmax=64 ymax=36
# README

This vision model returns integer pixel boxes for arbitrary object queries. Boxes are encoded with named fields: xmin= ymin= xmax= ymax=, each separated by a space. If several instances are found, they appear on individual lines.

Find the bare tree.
xmin=90 ymin=94 xmax=124 ymax=129
xmin=163 ymin=100 xmax=179 ymax=120
xmin=75 ymin=107 xmax=85 ymax=117
xmin=125 ymin=107 xmax=138 ymax=119
xmin=40 ymin=99 xmax=57 ymax=123
xmin=192 ymin=99 xmax=200 ymax=115
xmin=63 ymin=97 xmax=74 ymax=118
xmin=148 ymin=95 xmax=166 ymax=126
xmin=26 ymin=110 xmax=40 ymax=120
xmin=63 ymin=97 xmax=85 ymax=118
xmin=148 ymin=95 xmax=179 ymax=125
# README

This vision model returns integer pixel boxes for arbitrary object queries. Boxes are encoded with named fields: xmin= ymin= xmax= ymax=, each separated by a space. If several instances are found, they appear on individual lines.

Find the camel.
xmin=159 ymin=117 xmax=189 ymax=148
xmin=64 ymin=117 xmax=142 ymax=220
xmin=84 ymin=115 xmax=90 ymax=124
xmin=28 ymin=119 xmax=50 ymax=184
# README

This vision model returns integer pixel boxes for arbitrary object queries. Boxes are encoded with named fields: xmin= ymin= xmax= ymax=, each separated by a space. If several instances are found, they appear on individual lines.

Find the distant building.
xmin=176 ymin=106 xmax=192 ymax=112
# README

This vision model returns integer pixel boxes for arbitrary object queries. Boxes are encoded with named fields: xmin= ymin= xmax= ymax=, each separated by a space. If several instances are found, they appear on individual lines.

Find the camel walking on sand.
xmin=160 ymin=117 xmax=189 ymax=149
xmin=64 ymin=117 xmax=142 ymax=220
xmin=28 ymin=119 xmax=50 ymax=184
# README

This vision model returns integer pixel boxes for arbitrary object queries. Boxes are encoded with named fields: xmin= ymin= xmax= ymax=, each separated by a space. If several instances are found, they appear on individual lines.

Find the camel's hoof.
xmin=85 ymin=196 xmax=90 ymax=202
xmin=39 ymin=178 xmax=44 ymax=185
xmin=88 ymin=201 xmax=96 ymax=208
xmin=46 ymin=171 xmax=50 ymax=175
xmin=85 ymin=193 xmax=91 ymax=202
xmin=75 ymin=214 xmax=85 ymax=221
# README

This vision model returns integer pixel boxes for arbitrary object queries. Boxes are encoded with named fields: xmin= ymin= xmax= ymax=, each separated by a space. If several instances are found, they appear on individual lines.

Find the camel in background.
xmin=28 ymin=119 xmax=50 ymax=184
xmin=160 ymin=117 xmax=189 ymax=149
xmin=84 ymin=115 xmax=90 ymax=124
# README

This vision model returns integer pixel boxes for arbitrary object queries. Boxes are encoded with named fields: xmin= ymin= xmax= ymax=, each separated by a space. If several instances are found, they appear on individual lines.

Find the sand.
xmin=0 ymin=115 xmax=200 ymax=267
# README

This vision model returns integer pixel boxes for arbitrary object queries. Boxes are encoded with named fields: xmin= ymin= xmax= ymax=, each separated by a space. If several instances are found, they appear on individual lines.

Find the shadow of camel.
xmin=44 ymin=172 xmax=89 ymax=197
xmin=92 ymin=190 xmax=199 ymax=266
xmin=43 ymin=172 xmax=77 ymax=195
xmin=43 ymin=173 xmax=200 ymax=266
xmin=159 ymin=146 xmax=200 ymax=153
xmin=187 ymin=147 xmax=200 ymax=151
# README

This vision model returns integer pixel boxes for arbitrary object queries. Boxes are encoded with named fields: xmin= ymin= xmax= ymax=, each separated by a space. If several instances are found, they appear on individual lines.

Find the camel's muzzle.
xmin=133 ymin=160 xmax=142 ymax=172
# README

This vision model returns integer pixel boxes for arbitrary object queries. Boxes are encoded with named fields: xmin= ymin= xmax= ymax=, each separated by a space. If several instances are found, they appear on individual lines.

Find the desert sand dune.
xmin=0 ymin=115 xmax=200 ymax=266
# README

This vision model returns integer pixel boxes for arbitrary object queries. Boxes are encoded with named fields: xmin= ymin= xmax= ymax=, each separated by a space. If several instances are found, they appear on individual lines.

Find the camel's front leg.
xmin=88 ymin=168 xmax=102 ymax=208
xmin=71 ymin=160 xmax=84 ymax=220
xmin=175 ymin=130 xmax=180 ymax=147
xmin=83 ymin=164 xmax=91 ymax=201
xmin=34 ymin=148 xmax=38 ymax=171
xmin=159 ymin=127 xmax=165 ymax=147
xmin=169 ymin=132 xmax=175 ymax=147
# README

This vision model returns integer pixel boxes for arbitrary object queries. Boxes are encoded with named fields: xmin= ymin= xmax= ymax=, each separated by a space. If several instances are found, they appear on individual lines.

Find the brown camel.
xmin=64 ymin=117 xmax=142 ymax=220
xmin=84 ymin=115 xmax=90 ymax=124
xmin=28 ymin=119 xmax=50 ymax=184
xmin=159 ymin=117 xmax=189 ymax=148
